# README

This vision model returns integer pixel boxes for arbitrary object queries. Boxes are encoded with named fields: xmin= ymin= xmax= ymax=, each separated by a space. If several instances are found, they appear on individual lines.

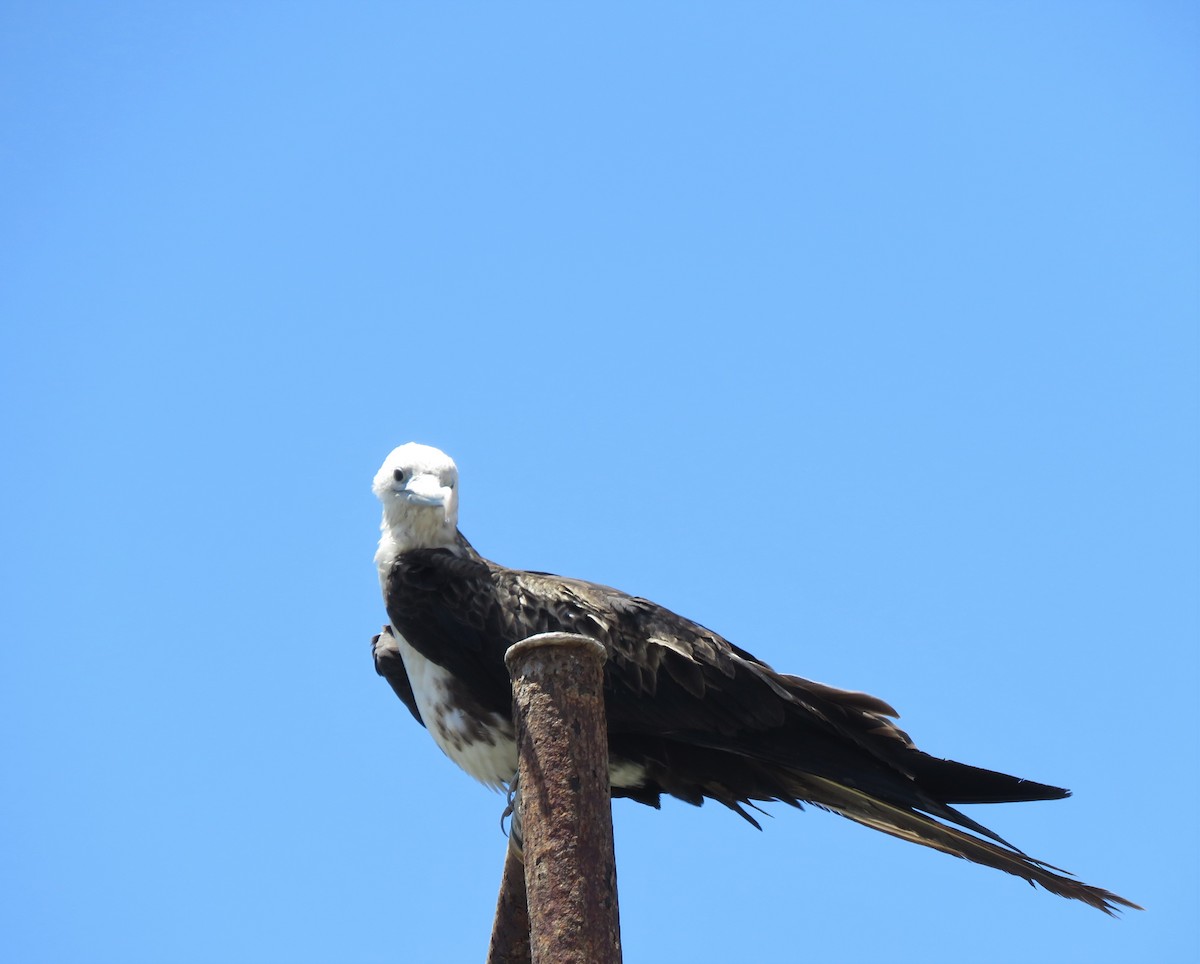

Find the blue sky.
xmin=2 ymin=3 xmax=1196 ymax=962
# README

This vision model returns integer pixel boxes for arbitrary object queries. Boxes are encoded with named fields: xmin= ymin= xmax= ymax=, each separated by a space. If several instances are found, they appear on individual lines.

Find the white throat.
xmin=375 ymin=501 xmax=459 ymax=585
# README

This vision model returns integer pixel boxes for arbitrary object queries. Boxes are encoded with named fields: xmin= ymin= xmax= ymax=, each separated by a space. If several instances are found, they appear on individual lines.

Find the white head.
xmin=373 ymin=443 xmax=460 ymax=562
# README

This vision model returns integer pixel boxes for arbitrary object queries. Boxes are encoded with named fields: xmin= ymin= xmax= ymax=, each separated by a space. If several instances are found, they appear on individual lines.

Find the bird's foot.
xmin=501 ymin=770 xmax=524 ymax=861
xmin=371 ymin=625 xmax=399 ymax=661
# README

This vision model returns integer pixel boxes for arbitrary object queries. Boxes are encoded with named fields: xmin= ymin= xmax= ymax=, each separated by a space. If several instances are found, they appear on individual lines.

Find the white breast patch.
xmin=394 ymin=631 xmax=518 ymax=789
xmin=394 ymin=629 xmax=648 ymax=792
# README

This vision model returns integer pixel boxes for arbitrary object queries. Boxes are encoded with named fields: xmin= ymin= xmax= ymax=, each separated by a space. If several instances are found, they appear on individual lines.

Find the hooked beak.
xmin=401 ymin=473 xmax=455 ymax=527
xmin=402 ymin=473 xmax=451 ymax=507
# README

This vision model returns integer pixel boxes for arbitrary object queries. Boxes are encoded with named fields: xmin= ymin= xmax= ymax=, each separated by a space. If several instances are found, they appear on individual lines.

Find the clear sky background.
xmin=2 ymin=4 xmax=1196 ymax=963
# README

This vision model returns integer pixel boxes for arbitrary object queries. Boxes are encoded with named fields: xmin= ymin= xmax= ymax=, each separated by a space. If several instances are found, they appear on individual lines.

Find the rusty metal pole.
xmin=486 ymin=840 xmax=532 ymax=964
xmin=500 ymin=632 xmax=622 ymax=964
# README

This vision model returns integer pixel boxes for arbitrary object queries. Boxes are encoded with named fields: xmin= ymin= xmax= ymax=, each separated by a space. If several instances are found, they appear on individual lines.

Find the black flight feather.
xmin=377 ymin=541 xmax=1140 ymax=915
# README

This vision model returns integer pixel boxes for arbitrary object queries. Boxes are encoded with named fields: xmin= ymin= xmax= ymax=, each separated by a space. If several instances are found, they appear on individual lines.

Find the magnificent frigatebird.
xmin=371 ymin=442 xmax=1137 ymax=914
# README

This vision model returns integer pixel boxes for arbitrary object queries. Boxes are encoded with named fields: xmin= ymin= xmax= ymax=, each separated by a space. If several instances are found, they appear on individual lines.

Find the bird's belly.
xmin=394 ymin=633 xmax=518 ymax=788
xmin=393 ymin=631 xmax=648 ymax=792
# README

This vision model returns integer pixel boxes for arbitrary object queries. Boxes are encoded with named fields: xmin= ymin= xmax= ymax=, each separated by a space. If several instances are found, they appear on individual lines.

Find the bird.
xmin=370 ymin=442 xmax=1139 ymax=915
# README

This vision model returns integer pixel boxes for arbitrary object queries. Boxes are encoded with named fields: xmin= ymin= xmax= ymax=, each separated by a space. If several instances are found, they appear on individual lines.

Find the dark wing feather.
xmin=387 ymin=550 xmax=1063 ymax=806
xmin=371 ymin=626 xmax=423 ymax=726
xmin=379 ymin=545 xmax=1139 ymax=914
xmin=383 ymin=549 xmax=516 ymax=718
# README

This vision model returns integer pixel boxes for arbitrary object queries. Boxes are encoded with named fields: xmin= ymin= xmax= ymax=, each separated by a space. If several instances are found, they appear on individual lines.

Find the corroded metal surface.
xmin=503 ymin=633 xmax=622 ymax=964
xmin=487 ymin=842 xmax=532 ymax=964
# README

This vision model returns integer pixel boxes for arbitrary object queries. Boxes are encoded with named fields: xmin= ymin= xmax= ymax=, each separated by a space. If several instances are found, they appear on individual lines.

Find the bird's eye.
xmin=393 ymin=468 xmax=406 ymax=483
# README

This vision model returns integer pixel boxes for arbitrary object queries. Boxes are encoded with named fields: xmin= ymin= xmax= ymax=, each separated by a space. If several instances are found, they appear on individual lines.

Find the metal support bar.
xmin=486 ymin=841 xmax=532 ymax=964
xmin=489 ymin=632 xmax=623 ymax=964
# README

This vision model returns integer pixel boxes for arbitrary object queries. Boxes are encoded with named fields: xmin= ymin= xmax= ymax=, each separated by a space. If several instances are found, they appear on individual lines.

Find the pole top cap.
xmin=505 ymin=632 xmax=608 ymax=672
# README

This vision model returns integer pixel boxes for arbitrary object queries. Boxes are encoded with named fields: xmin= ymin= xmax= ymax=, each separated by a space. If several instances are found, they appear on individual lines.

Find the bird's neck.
xmin=375 ymin=506 xmax=459 ymax=584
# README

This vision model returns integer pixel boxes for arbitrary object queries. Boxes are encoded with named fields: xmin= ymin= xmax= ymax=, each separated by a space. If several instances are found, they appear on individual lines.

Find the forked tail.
xmin=799 ymin=772 xmax=1141 ymax=915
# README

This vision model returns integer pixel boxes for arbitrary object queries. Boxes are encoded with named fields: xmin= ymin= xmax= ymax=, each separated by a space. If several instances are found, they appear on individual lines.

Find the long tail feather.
xmin=797 ymin=773 xmax=1141 ymax=915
